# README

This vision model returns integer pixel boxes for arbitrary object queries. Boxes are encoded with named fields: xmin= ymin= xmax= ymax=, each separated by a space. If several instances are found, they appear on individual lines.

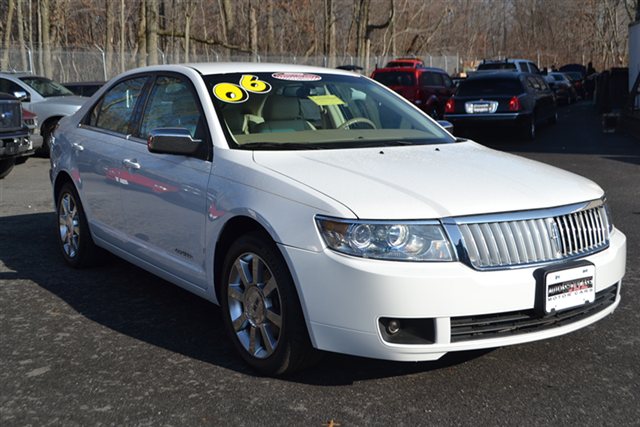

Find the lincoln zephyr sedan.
xmin=49 ymin=63 xmax=626 ymax=375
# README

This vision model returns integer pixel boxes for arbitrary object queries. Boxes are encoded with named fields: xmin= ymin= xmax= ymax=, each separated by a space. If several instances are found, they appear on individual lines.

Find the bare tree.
xmin=1 ymin=0 xmax=16 ymax=70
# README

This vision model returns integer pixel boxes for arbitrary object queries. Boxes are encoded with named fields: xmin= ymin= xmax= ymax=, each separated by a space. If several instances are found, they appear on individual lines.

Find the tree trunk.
xmin=146 ymin=0 xmax=159 ymax=65
xmin=324 ymin=0 xmax=336 ymax=67
xmin=41 ymin=0 xmax=52 ymax=77
xmin=120 ymin=0 xmax=125 ymax=72
xmin=137 ymin=0 xmax=147 ymax=66
xmin=184 ymin=1 xmax=192 ymax=62
xmin=249 ymin=0 xmax=258 ymax=61
xmin=267 ymin=0 xmax=275 ymax=58
xmin=2 ymin=0 xmax=16 ymax=70
xmin=17 ymin=0 xmax=28 ymax=71
xmin=105 ymin=0 xmax=115 ymax=77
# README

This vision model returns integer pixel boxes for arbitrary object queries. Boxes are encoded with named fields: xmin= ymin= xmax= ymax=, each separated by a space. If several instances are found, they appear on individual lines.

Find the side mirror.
xmin=13 ymin=91 xmax=30 ymax=102
xmin=437 ymin=120 xmax=454 ymax=133
xmin=147 ymin=128 xmax=202 ymax=156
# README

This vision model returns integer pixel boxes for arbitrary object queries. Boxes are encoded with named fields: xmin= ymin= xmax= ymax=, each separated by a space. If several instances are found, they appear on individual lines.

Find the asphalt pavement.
xmin=1 ymin=101 xmax=639 ymax=426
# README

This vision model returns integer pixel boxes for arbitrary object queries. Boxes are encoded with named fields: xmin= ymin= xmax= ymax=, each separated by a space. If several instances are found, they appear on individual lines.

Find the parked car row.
xmin=371 ymin=57 xmax=588 ymax=140
xmin=0 ymin=92 xmax=44 ymax=178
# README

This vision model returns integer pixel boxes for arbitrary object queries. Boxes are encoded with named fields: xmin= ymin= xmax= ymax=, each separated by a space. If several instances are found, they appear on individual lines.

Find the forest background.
xmin=0 ymin=0 xmax=638 ymax=81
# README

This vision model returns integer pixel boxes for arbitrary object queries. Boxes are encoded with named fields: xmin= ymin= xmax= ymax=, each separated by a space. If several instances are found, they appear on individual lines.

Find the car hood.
xmin=253 ymin=141 xmax=604 ymax=219
xmin=41 ymin=96 xmax=87 ymax=107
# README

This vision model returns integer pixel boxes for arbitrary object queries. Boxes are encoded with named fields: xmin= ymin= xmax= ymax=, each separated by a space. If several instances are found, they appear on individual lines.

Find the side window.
xmin=536 ymin=77 xmax=549 ymax=91
xmin=529 ymin=63 xmax=541 ymax=74
xmin=0 ymin=78 xmax=23 ymax=95
xmin=93 ymin=77 xmax=147 ymax=134
xmin=527 ymin=77 xmax=541 ymax=90
xmin=420 ymin=72 xmax=443 ymax=86
xmin=442 ymin=74 xmax=454 ymax=88
xmin=519 ymin=62 xmax=531 ymax=73
xmin=139 ymin=76 xmax=203 ymax=140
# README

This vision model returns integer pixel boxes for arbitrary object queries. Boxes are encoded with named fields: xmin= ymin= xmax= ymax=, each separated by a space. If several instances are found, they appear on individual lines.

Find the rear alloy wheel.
xmin=221 ymin=232 xmax=318 ymax=375
xmin=56 ymin=182 xmax=100 ymax=268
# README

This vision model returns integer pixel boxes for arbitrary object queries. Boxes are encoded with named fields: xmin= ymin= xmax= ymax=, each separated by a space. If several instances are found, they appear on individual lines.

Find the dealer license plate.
xmin=472 ymin=104 xmax=490 ymax=113
xmin=545 ymin=265 xmax=595 ymax=313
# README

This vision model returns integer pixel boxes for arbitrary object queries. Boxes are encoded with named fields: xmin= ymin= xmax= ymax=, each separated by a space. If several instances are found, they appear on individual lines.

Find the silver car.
xmin=0 ymin=72 xmax=88 ymax=156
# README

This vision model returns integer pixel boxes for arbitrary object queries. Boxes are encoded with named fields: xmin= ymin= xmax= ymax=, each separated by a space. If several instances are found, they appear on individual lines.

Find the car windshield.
xmin=19 ymin=76 xmax=74 ymax=97
xmin=551 ymin=74 xmax=565 ymax=81
xmin=477 ymin=63 xmax=517 ymax=71
xmin=456 ymin=78 xmax=524 ymax=96
xmin=204 ymin=72 xmax=453 ymax=150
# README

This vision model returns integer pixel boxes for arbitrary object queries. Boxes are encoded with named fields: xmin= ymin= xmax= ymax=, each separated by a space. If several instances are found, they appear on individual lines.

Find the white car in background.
xmin=0 ymin=72 xmax=88 ymax=156
xmin=49 ymin=63 xmax=626 ymax=375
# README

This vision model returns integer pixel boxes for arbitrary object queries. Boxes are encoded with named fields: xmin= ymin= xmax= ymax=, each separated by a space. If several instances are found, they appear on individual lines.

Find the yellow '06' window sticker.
xmin=308 ymin=95 xmax=345 ymax=106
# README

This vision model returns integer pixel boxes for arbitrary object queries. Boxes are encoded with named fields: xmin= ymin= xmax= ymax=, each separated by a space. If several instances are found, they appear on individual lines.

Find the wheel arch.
xmin=53 ymin=170 xmax=74 ymax=204
xmin=213 ymin=215 xmax=278 ymax=303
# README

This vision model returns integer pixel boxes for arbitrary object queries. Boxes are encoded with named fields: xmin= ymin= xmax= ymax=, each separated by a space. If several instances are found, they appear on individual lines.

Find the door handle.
xmin=72 ymin=142 xmax=84 ymax=152
xmin=122 ymin=158 xmax=141 ymax=170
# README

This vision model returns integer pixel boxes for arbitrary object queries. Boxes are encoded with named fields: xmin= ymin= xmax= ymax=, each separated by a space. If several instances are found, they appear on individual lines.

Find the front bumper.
xmin=282 ymin=228 xmax=626 ymax=361
xmin=1 ymin=132 xmax=34 ymax=158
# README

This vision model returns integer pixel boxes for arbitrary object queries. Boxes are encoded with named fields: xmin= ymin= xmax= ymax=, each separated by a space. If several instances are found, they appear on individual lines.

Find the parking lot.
xmin=1 ymin=101 xmax=638 ymax=426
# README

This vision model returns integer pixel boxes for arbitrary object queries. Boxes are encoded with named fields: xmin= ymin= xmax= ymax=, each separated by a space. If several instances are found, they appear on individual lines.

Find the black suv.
xmin=0 ymin=92 xmax=32 ymax=178
xmin=444 ymin=72 xmax=557 ymax=140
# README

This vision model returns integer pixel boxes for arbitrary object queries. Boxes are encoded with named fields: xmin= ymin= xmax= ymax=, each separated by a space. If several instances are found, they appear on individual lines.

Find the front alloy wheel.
xmin=221 ymin=232 xmax=318 ymax=375
xmin=227 ymin=252 xmax=282 ymax=359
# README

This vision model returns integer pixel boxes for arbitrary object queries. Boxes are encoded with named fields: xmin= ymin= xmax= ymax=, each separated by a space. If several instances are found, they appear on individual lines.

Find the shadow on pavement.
xmin=463 ymin=101 xmax=640 ymax=162
xmin=0 ymin=212 xmax=490 ymax=384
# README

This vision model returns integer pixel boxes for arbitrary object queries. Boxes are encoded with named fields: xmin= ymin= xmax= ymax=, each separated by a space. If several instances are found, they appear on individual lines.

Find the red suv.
xmin=371 ymin=64 xmax=455 ymax=118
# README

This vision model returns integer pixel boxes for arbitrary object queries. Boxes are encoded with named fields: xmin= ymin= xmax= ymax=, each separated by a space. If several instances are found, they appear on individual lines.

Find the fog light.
xmin=387 ymin=319 xmax=401 ymax=335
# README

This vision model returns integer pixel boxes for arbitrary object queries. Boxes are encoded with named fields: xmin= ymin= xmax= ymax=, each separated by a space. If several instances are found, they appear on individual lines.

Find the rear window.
xmin=420 ymin=72 xmax=444 ymax=86
xmin=456 ymin=78 xmax=525 ymax=96
xmin=373 ymin=71 xmax=416 ymax=87
xmin=477 ymin=63 xmax=517 ymax=71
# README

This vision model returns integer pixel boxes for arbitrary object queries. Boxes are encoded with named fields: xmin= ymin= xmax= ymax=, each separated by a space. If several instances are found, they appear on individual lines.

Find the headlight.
xmin=315 ymin=216 xmax=455 ymax=261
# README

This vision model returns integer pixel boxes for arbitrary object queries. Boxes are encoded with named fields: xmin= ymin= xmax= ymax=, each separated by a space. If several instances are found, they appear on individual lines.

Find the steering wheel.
xmin=338 ymin=117 xmax=377 ymax=130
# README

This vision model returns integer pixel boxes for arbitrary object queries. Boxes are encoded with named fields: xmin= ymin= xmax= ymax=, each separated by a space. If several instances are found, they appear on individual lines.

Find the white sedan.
xmin=49 ymin=63 xmax=626 ymax=375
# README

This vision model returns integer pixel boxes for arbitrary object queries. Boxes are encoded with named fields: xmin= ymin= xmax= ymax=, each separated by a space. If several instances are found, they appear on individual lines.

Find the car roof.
xmin=467 ymin=71 xmax=529 ymax=80
xmin=480 ymin=58 xmax=532 ymax=63
xmin=0 ymin=72 xmax=34 ymax=79
xmin=373 ymin=66 xmax=447 ymax=73
xmin=185 ymin=62 xmax=355 ymax=77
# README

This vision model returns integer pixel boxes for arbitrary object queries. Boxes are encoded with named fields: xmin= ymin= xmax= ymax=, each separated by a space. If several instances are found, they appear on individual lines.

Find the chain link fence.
xmin=1 ymin=45 xmax=463 ymax=82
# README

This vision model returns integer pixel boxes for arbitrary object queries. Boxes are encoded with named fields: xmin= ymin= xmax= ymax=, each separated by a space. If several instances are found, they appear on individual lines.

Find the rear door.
xmin=73 ymin=76 xmax=149 ymax=244
xmin=118 ymin=73 xmax=212 ymax=289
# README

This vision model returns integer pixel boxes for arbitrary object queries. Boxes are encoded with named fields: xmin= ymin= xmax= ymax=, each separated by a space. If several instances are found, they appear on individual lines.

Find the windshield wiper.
xmin=239 ymin=142 xmax=323 ymax=150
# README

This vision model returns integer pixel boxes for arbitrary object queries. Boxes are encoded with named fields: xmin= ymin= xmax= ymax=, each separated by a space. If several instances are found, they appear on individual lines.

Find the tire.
xmin=220 ymin=231 xmax=318 ymax=376
xmin=521 ymin=115 xmax=536 ymax=141
xmin=36 ymin=120 xmax=58 ymax=157
xmin=56 ymin=182 xmax=101 ymax=268
xmin=0 ymin=158 xmax=15 ymax=179
xmin=14 ymin=156 xmax=28 ymax=165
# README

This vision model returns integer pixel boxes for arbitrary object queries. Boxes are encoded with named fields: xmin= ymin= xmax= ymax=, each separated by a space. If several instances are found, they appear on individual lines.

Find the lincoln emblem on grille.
xmin=550 ymin=222 xmax=562 ymax=251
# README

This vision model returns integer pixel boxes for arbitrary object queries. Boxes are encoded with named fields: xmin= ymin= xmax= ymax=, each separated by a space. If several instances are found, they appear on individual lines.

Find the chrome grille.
xmin=456 ymin=202 xmax=610 ymax=269
xmin=0 ymin=100 xmax=22 ymax=131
